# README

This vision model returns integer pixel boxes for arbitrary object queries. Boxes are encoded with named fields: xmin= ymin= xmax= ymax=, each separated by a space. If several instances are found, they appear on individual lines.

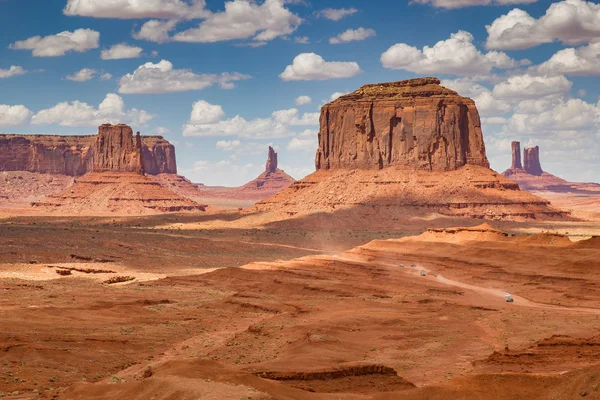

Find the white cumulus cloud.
xmin=492 ymin=74 xmax=573 ymax=100
xmin=316 ymin=8 xmax=358 ymax=21
xmin=133 ymin=19 xmax=178 ymax=43
xmin=118 ymin=59 xmax=250 ymax=94
xmin=330 ymin=27 xmax=376 ymax=44
xmin=0 ymin=66 xmax=27 ymax=79
xmin=280 ymin=53 xmax=361 ymax=81
xmin=216 ymin=140 xmax=241 ymax=151
xmin=172 ymin=0 xmax=302 ymax=44
xmin=31 ymin=93 xmax=154 ymax=127
xmin=287 ymin=134 xmax=317 ymax=152
xmin=189 ymin=100 xmax=225 ymax=124
xmin=381 ymin=30 xmax=526 ymax=75
xmin=441 ymin=78 xmax=512 ymax=117
xmin=63 ymin=0 xmax=209 ymax=19
xmin=0 ymin=105 xmax=33 ymax=126
xmin=411 ymin=0 xmax=537 ymax=8
xmin=10 ymin=29 xmax=99 ymax=57
xmin=536 ymin=41 xmax=600 ymax=75
xmin=101 ymin=43 xmax=143 ymax=60
xmin=486 ymin=0 xmax=600 ymax=50
xmin=183 ymin=101 xmax=319 ymax=138
xmin=295 ymin=95 xmax=312 ymax=105
xmin=66 ymin=68 xmax=98 ymax=82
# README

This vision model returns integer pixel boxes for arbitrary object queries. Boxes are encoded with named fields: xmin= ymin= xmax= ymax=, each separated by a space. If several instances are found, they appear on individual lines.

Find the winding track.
xmin=329 ymin=254 xmax=600 ymax=315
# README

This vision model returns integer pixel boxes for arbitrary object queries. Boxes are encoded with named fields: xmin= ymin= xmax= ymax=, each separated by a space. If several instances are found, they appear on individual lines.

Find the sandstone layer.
xmin=315 ymin=77 xmax=489 ymax=172
xmin=31 ymin=172 xmax=206 ymax=215
xmin=253 ymin=166 xmax=567 ymax=221
xmin=0 ymin=124 xmax=177 ymax=176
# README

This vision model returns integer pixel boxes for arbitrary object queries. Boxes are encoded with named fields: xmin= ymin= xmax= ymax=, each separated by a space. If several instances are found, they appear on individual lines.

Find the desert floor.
xmin=1 ymin=211 xmax=600 ymax=399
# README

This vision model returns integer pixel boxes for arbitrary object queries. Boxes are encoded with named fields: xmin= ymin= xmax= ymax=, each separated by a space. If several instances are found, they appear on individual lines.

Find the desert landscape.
xmin=2 ymin=76 xmax=600 ymax=400
xmin=2 ymin=1 xmax=600 ymax=399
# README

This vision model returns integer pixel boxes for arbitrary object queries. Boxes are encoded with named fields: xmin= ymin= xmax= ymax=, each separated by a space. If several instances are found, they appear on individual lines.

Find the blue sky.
xmin=1 ymin=0 xmax=599 ymax=185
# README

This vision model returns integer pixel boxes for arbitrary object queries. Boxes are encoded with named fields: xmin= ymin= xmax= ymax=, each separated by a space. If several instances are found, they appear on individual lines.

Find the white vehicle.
xmin=420 ymin=270 xmax=426 ymax=277
xmin=397 ymin=263 xmax=404 ymax=267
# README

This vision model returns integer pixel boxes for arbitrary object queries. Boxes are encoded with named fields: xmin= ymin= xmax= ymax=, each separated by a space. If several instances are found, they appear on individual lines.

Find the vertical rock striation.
xmin=91 ymin=124 xmax=144 ymax=174
xmin=315 ymin=78 xmax=490 ymax=172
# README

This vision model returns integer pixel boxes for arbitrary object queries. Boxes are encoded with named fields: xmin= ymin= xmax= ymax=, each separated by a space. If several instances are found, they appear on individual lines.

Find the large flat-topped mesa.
xmin=315 ymin=77 xmax=490 ymax=171
xmin=0 ymin=124 xmax=177 ymax=176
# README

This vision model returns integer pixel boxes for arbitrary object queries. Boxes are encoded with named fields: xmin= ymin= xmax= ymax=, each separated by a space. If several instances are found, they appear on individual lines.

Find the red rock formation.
xmin=0 ymin=125 xmax=177 ymax=176
xmin=502 ymin=142 xmax=600 ymax=194
xmin=511 ymin=141 xmax=522 ymax=170
xmin=315 ymin=78 xmax=490 ymax=172
xmin=90 ymin=124 xmax=144 ymax=174
xmin=195 ymin=147 xmax=296 ymax=202
xmin=252 ymin=78 xmax=569 ymax=221
xmin=523 ymin=146 xmax=543 ymax=176
xmin=32 ymin=172 xmax=206 ymax=215
xmin=142 ymin=136 xmax=177 ymax=175
xmin=266 ymin=146 xmax=278 ymax=173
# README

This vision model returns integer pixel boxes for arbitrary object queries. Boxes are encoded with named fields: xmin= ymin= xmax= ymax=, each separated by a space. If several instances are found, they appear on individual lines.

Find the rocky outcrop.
xmin=31 ymin=172 xmax=206 ymax=215
xmin=90 ymin=124 xmax=144 ymax=174
xmin=502 ymin=142 xmax=600 ymax=193
xmin=511 ymin=141 xmax=522 ymax=170
xmin=315 ymin=77 xmax=489 ymax=172
xmin=0 ymin=125 xmax=177 ymax=176
xmin=252 ymin=78 xmax=570 ymax=222
xmin=266 ymin=146 xmax=278 ymax=173
xmin=195 ymin=147 xmax=296 ymax=202
xmin=523 ymin=146 xmax=543 ymax=176
xmin=142 ymin=136 xmax=177 ymax=175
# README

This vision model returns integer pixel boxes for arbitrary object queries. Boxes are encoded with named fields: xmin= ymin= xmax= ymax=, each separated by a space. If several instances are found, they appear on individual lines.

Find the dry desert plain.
xmin=1 ymin=208 xmax=600 ymax=400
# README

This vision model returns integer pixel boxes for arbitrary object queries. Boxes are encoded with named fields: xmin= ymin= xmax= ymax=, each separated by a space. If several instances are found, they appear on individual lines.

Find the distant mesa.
xmin=502 ymin=141 xmax=600 ymax=193
xmin=0 ymin=124 xmax=205 ymax=214
xmin=0 ymin=123 xmax=177 ymax=176
xmin=253 ymin=77 xmax=569 ymax=222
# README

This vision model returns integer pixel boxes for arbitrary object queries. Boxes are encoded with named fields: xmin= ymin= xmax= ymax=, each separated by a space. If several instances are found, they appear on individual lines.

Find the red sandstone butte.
xmin=523 ymin=146 xmax=543 ymax=176
xmin=502 ymin=141 xmax=600 ymax=193
xmin=253 ymin=78 xmax=569 ymax=221
xmin=0 ymin=124 xmax=176 ymax=176
xmin=315 ymin=77 xmax=490 ymax=172
xmin=511 ymin=141 xmax=523 ymax=170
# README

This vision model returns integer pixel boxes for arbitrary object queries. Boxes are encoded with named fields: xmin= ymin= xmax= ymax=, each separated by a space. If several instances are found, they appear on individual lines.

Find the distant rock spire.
xmin=266 ymin=146 xmax=278 ymax=173
xmin=523 ymin=146 xmax=543 ymax=176
xmin=511 ymin=141 xmax=522 ymax=170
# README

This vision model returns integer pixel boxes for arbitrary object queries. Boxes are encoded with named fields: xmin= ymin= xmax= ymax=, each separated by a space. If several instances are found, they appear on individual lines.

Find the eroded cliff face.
xmin=142 ymin=137 xmax=177 ymax=175
xmin=315 ymin=78 xmax=490 ymax=172
xmin=90 ymin=124 xmax=144 ymax=174
xmin=523 ymin=146 xmax=543 ymax=176
xmin=0 ymin=124 xmax=177 ymax=176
